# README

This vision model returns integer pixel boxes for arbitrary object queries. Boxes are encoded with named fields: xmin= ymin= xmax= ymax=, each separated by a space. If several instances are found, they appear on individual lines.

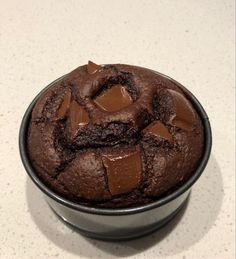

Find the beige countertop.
xmin=0 ymin=1 xmax=235 ymax=258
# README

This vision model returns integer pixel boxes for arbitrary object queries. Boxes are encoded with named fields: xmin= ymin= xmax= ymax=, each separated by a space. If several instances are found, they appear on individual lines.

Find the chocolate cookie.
xmin=27 ymin=62 xmax=204 ymax=208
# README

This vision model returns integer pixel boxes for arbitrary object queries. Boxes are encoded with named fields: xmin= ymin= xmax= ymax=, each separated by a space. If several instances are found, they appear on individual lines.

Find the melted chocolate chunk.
xmin=87 ymin=61 xmax=101 ymax=74
xmin=143 ymin=121 xmax=172 ymax=142
xmin=102 ymin=147 xmax=142 ymax=195
xmin=94 ymin=85 xmax=133 ymax=112
xmin=69 ymin=100 xmax=89 ymax=136
xmin=57 ymin=90 xmax=71 ymax=119
xmin=168 ymin=89 xmax=195 ymax=131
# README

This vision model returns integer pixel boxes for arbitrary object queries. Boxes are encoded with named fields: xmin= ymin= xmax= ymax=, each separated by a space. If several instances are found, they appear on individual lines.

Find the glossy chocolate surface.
xmin=57 ymin=90 xmax=71 ymax=119
xmin=87 ymin=61 xmax=101 ymax=74
xmin=102 ymin=147 xmax=142 ymax=195
xmin=168 ymin=89 xmax=195 ymax=131
xmin=69 ymin=100 xmax=89 ymax=136
xmin=94 ymin=85 xmax=133 ymax=112
xmin=143 ymin=121 xmax=172 ymax=142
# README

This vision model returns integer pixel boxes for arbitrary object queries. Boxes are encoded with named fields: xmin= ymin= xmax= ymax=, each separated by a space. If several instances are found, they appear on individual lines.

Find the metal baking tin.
xmin=19 ymin=70 xmax=212 ymax=241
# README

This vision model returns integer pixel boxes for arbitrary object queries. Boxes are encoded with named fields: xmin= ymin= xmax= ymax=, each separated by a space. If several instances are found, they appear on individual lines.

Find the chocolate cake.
xmin=27 ymin=62 xmax=204 ymax=208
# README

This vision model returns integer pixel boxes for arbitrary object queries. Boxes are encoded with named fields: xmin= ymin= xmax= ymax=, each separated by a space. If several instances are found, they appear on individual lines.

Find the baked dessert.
xmin=27 ymin=62 xmax=204 ymax=208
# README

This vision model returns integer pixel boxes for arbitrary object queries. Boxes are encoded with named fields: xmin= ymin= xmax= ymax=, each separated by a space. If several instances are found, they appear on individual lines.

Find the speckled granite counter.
xmin=0 ymin=1 xmax=235 ymax=258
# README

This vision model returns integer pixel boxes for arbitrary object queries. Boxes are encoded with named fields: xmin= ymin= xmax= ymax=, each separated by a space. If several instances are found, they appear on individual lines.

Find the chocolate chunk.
xmin=69 ymin=100 xmax=89 ymax=136
xmin=168 ymin=89 xmax=195 ymax=131
xmin=94 ymin=85 xmax=133 ymax=112
xmin=57 ymin=90 xmax=71 ymax=119
xmin=102 ymin=147 xmax=142 ymax=195
xmin=143 ymin=121 xmax=172 ymax=142
xmin=87 ymin=61 xmax=101 ymax=74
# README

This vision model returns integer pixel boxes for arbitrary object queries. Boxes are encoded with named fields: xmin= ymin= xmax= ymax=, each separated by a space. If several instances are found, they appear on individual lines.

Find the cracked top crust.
xmin=27 ymin=62 xmax=204 ymax=208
